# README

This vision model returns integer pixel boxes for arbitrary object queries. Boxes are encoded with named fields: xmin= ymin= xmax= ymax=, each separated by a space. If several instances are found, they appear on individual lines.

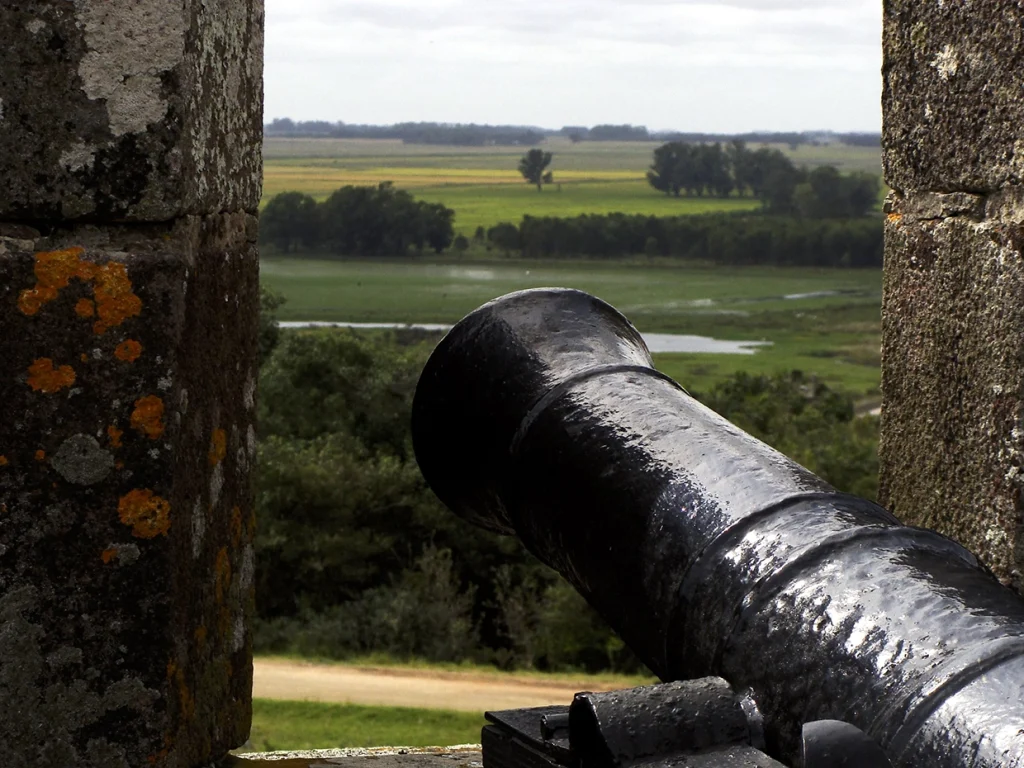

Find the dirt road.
xmin=253 ymin=659 xmax=623 ymax=713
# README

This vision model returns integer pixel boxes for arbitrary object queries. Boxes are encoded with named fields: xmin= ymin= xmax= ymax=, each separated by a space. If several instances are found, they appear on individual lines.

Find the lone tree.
xmin=519 ymin=148 xmax=553 ymax=191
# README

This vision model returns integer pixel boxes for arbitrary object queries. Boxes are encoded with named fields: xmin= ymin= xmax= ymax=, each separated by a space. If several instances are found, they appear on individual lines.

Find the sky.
xmin=263 ymin=0 xmax=883 ymax=133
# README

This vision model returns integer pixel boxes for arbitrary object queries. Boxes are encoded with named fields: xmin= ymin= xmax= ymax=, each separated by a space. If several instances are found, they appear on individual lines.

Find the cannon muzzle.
xmin=411 ymin=288 xmax=1024 ymax=768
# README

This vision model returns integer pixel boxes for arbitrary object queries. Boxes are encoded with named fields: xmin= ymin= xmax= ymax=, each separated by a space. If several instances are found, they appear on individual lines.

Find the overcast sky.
xmin=264 ymin=0 xmax=882 ymax=133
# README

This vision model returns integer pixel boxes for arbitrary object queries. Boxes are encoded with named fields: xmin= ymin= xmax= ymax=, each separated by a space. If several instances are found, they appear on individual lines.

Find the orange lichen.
xmin=27 ymin=358 xmax=76 ymax=393
xmin=92 ymin=261 xmax=142 ymax=335
xmin=101 ymin=547 xmax=119 ymax=564
xmin=130 ymin=396 xmax=165 ymax=440
xmin=118 ymin=489 xmax=171 ymax=538
xmin=208 ymin=429 xmax=227 ymax=466
xmin=114 ymin=339 xmax=143 ymax=362
xmin=17 ymin=247 xmax=142 ymax=335
xmin=107 ymin=425 xmax=123 ymax=448
xmin=34 ymin=450 xmax=46 ymax=462
xmin=887 ymin=212 xmax=903 ymax=223
xmin=17 ymin=247 xmax=88 ymax=315
xmin=0 ymin=456 xmax=6 ymax=466
xmin=80 ymin=353 xmax=89 ymax=363
xmin=166 ymin=661 xmax=195 ymax=721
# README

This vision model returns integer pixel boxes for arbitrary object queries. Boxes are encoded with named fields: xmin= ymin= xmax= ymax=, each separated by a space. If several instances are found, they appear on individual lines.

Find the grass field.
xmin=261 ymin=256 xmax=882 ymax=397
xmin=262 ymin=136 xmax=882 ymax=235
xmin=240 ymin=700 xmax=485 ymax=753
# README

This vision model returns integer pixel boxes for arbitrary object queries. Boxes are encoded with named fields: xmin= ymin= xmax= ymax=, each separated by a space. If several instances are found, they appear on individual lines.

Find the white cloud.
xmin=263 ymin=0 xmax=882 ymax=131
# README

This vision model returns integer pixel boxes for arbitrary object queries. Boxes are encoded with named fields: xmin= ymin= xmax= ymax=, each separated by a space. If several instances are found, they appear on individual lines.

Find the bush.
xmin=254 ymin=324 xmax=879 ymax=671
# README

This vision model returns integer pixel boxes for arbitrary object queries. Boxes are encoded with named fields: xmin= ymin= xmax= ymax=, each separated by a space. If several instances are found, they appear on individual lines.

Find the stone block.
xmin=883 ymin=1 xmax=1024 ymax=194
xmin=0 ymin=214 xmax=259 ymax=767
xmin=879 ymin=205 xmax=1024 ymax=588
xmin=0 ymin=1 xmax=264 ymax=222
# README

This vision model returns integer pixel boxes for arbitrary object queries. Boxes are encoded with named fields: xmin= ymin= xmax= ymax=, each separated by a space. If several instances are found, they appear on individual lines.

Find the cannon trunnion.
xmin=412 ymin=288 xmax=1024 ymax=768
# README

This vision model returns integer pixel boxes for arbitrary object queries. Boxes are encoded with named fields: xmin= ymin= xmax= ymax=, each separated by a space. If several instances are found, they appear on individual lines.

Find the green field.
xmin=262 ymin=137 xmax=882 ymax=235
xmin=261 ymin=256 xmax=882 ymax=397
xmin=239 ymin=700 xmax=485 ymax=753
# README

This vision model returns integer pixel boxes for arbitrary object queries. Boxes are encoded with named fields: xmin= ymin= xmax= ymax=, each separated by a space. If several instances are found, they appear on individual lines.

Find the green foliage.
xmin=255 ymin=434 xmax=439 ymax=616
xmin=255 ymin=546 xmax=481 ymax=663
xmin=258 ymin=285 xmax=286 ymax=363
xmin=511 ymin=212 xmax=882 ymax=267
xmin=487 ymin=222 xmax=521 ymax=253
xmin=259 ymin=329 xmax=427 ymax=455
xmin=647 ymin=141 xmax=879 ymax=217
xmin=518 ymin=148 xmax=554 ymax=191
xmin=260 ymin=183 xmax=455 ymax=257
xmin=244 ymin=699 xmax=486 ymax=752
xmin=260 ymin=191 xmax=320 ymax=252
xmin=696 ymin=371 xmax=879 ymax=499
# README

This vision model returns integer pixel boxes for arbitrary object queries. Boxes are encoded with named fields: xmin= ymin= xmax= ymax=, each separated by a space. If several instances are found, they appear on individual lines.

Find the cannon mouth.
xmin=411 ymin=287 xmax=652 ymax=534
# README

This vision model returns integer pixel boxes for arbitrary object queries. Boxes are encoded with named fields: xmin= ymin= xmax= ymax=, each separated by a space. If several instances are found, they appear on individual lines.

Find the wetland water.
xmin=278 ymin=322 xmax=771 ymax=355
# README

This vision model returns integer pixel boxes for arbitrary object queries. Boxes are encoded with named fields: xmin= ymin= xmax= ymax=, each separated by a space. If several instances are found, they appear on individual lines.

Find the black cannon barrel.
xmin=411 ymin=288 xmax=1024 ymax=768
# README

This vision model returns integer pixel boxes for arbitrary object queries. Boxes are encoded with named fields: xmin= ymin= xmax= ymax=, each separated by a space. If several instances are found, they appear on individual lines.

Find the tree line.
xmin=265 ymin=119 xmax=545 ymax=146
xmin=265 ymin=118 xmax=881 ymax=149
xmin=261 ymin=191 xmax=881 ymax=268
xmin=482 ymin=213 xmax=881 ymax=268
xmin=253 ymin=294 xmax=880 ymax=671
xmin=260 ymin=183 xmax=455 ymax=255
xmin=646 ymin=141 xmax=878 ymax=215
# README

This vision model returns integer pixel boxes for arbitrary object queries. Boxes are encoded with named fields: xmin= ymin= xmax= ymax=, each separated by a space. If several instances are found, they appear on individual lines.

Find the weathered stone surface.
xmin=0 ymin=1 xmax=264 ymax=221
xmin=879 ymin=203 xmax=1024 ymax=588
xmin=0 ymin=215 xmax=259 ymax=766
xmin=883 ymin=2 xmax=1024 ymax=194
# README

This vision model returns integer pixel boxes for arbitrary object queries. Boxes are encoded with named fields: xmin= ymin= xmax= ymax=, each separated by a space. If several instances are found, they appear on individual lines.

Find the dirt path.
xmin=253 ymin=659 xmax=623 ymax=713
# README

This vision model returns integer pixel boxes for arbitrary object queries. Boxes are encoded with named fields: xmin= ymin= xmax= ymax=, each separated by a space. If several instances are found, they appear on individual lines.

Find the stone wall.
xmin=0 ymin=3 xmax=263 ymax=766
xmin=880 ymin=2 xmax=1024 ymax=589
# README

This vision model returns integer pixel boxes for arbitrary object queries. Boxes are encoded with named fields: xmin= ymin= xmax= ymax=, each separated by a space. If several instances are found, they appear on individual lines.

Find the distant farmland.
xmin=262 ymin=136 xmax=882 ymax=235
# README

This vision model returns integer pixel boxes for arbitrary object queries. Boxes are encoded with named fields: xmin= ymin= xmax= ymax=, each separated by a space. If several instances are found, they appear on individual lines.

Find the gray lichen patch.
xmin=76 ymin=1 xmax=186 ymax=137
xmin=52 ymin=434 xmax=114 ymax=486
xmin=0 ymin=2 xmax=263 ymax=221
xmin=0 ymin=587 xmax=155 ymax=768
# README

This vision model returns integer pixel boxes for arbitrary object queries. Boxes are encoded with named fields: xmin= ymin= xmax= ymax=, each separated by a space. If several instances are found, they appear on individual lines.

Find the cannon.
xmin=411 ymin=288 xmax=1024 ymax=768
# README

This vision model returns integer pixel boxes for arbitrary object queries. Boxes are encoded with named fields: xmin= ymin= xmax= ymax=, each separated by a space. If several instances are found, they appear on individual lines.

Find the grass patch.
xmin=262 ymin=169 xmax=761 ymax=235
xmin=261 ymin=256 xmax=882 ymax=397
xmin=261 ymin=136 xmax=881 ymax=234
xmin=240 ymin=700 xmax=485 ymax=753
xmin=263 ymin=136 xmax=882 ymax=174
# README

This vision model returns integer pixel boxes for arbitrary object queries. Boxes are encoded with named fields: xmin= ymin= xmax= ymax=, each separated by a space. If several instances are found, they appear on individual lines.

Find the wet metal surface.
xmin=411 ymin=288 xmax=1024 ymax=768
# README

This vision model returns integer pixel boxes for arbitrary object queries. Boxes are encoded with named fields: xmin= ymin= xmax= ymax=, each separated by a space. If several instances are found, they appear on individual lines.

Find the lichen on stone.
xmin=118 ymin=489 xmax=171 ymax=539
xmin=51 ymin=434 xmax=114 ymax=486
xmin=130 ymin=396 xmax=165 ymax=440
xmin=114 ymin=339 xmax=143 ymax=362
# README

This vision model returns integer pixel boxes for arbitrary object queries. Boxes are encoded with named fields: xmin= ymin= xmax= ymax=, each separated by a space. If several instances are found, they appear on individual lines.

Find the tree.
xmin=487 ymin=222 xmax=521 ymax=253
xmin=519 ymin=149 xmax=553 ymax=191
xmin=647 ymin=142 xmax=686 ymax=196
xmin=259 ymin=191 xmax=320 ymax=252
